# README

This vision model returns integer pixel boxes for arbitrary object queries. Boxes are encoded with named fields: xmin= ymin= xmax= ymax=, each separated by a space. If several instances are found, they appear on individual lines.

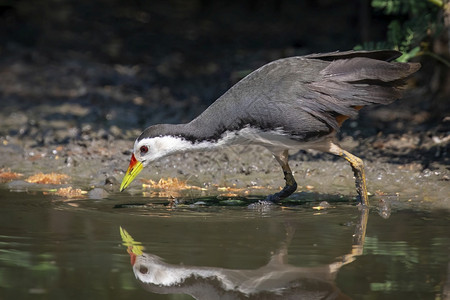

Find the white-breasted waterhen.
xmin=120 ymin=50 xmax=420 ymax=206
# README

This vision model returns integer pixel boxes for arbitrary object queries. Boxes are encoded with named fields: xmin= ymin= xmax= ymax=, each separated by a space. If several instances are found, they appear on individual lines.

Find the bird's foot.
xmin=248 ymin=169 xmax=298 ymax=208
xmin=265 ymin=180 xmax=298 ymax=203
xmin=247 ymin=193 xmax=284 ymax=210
xmin=247 ymin=184 xmax=297 ymax=209
xmin=264 ymin=193 xmax=282 ymax=203
xmin=247 ymin=200 xmax=275 ymax=210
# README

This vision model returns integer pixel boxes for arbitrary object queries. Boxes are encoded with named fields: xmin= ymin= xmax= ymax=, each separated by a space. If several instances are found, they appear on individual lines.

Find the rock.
xmin=88 ymin=188 xmax=109 ymax=199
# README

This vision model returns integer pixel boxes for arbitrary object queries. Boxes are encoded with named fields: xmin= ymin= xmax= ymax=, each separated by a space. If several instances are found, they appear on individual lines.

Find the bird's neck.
xmin=147 ymin=123 xmax=231 ymax=156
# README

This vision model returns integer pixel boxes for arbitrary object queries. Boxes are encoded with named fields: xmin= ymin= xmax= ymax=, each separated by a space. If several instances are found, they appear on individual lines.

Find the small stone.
xmin=88 ymin=188 xmax=109 ymax=199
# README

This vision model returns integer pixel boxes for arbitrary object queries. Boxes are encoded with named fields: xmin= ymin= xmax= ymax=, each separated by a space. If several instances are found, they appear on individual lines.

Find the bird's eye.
xmin=140 ymin=145 xmax=149 ymax=154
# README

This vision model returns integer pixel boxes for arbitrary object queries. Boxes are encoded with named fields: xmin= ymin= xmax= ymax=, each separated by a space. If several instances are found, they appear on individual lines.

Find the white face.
xmin=133 ymin=136 xmax=195 ymax=166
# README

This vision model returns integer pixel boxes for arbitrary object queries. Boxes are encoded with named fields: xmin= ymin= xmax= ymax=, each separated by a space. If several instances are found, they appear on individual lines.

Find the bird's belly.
xmin=223 ymin=127 xmax=333 ymax=152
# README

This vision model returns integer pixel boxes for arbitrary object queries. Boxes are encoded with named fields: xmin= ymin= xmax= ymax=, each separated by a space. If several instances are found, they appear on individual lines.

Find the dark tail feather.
xmin=305 ymin=49 xmax=402 ymax=62
xmin=321 ymin=57 xmax=421 ymax=84
xmin=303 ymin=54 xmax=421 ymax=129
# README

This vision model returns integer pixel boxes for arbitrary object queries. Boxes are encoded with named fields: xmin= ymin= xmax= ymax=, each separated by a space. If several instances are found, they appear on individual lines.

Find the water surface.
xmin=0 ymin=189 xmax=448 ymax=299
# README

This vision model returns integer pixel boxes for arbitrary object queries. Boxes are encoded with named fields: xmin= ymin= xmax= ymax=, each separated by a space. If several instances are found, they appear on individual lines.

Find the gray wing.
xmin=188 ymin=50 xmax=420 ymax=140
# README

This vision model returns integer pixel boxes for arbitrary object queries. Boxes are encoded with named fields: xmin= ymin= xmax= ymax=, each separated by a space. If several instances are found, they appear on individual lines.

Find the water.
xmin=0 ymin=189 xmax=449 ymax=299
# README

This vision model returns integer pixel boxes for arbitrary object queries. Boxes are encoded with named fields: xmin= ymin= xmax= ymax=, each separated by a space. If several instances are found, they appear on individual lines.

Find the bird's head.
xmin=119 ymin=124 xmax=193 ymax=191
xmin=119 ymin=138 xmax=152 ymax=192
xmin=119 ymin=136 xmax=172 ymax=191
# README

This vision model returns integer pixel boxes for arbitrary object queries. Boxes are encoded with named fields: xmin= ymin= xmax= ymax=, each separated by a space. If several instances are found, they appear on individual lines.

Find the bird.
xmin=119 ymin=50 xmax=420 ymax=206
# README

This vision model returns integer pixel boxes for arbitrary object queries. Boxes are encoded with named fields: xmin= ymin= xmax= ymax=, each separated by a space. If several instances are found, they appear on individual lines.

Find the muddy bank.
xmin=0 ymin=80 xmax=448 ymax=209
xmin=0 ymin=0 xmax=448 ymax=209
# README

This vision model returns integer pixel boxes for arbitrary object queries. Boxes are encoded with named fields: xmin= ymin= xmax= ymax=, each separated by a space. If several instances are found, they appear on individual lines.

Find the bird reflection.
xmin=120 ymin=208 xmax=368 ymax=299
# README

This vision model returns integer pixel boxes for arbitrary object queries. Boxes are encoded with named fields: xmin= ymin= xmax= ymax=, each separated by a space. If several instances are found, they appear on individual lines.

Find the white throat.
xmin=136 ymin=126 xmax=330 ymax=164
xmin=135 ymin=135 xmax=224 ymax=164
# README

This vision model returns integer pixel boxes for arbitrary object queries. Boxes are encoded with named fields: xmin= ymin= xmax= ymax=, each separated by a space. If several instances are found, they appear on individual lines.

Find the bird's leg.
xmin=328 ymin=142 xmax=369 ymax=206
xmin=266 ymin=150 xmax=298 ymax=202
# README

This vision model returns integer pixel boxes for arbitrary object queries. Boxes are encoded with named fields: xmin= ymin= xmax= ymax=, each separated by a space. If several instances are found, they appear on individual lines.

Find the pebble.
xmin=88 ymin=188 xmax=109 ymax=199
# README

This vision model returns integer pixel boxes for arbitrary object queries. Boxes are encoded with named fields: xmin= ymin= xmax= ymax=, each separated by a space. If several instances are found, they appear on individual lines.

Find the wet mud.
xmin=0 ymin=0 xmax=448 ymax=209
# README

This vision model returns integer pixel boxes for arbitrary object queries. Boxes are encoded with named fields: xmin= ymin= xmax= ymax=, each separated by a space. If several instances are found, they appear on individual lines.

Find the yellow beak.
xmin=120 ymin=154 xmax=143 ymax=191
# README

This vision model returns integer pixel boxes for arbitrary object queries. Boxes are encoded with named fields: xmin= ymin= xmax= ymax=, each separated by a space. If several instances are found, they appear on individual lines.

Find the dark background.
xmin=0 ymin=0 xmax=392 ymax=107
xmin=1 ymin=0 xmax=388 ymax=62
xmin=0 ymin=0 xmax=448 ymax=166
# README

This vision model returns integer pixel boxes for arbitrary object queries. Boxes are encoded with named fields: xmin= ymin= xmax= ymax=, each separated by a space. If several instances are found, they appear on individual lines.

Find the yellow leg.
xmin=328 ymin=142 xmax=369 ymax=206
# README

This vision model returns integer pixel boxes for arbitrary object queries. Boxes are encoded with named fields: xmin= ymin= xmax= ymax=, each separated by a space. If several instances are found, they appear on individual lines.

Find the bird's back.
xmin=185 ymin=50 xmax=420 ymax=143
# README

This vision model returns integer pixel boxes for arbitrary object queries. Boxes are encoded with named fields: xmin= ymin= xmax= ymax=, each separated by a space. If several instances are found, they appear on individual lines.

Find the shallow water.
xmin=0 ymin=189 xmax=449 ymax=299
